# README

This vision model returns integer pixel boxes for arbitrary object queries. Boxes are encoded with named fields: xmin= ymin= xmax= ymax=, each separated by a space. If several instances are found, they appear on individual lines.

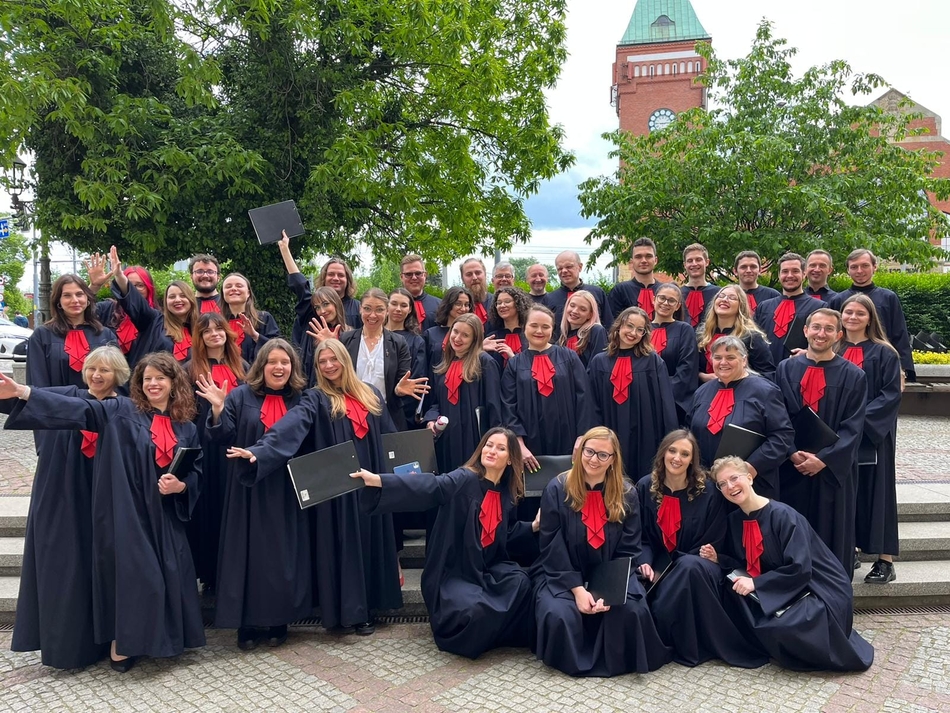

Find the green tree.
xmin=578 ymin=21 xmax=950 ymax=282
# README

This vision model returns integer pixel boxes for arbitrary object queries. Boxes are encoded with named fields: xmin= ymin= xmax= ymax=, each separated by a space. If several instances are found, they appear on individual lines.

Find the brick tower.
xmin=611 ymin=0 xmax=711 ymax=137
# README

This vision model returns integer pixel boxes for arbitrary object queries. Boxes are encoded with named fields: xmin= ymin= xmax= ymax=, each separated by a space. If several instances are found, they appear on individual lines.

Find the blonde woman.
xmin=557 ymin=290 xmax=607 ymax=368
xmin=697 ymin=284 xmax=774 ymax=382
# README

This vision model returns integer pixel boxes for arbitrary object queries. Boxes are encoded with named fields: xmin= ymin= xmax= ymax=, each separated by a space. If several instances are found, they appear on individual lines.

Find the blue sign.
xmin=0 ymin=218 xmax=9 ymax=238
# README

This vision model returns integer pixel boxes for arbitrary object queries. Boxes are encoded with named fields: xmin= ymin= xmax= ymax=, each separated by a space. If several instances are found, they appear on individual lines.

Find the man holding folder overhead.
xmin=775 ymin=308 xmax=867 ymax=576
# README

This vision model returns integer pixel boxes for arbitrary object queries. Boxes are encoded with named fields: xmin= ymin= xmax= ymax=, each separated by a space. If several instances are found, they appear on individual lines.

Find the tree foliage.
xmin=578 ymin=21 xmax=950 ymax=280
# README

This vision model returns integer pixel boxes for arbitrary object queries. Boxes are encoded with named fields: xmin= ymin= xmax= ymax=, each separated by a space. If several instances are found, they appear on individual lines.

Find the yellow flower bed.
xmin=913 ymin=351 xmax=950 ymax=365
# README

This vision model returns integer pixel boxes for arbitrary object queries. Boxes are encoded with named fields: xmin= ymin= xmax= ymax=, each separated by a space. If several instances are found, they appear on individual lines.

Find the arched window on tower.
xmin=651 ymin=14 xmax=675 ymax=41
xmin=687 ymin=61 xmax=693 ymax=73
xmin=649 ymin=65 xmax=655 ymax=77
xmin=679 ymin=62 xmax=685 ymax=74
xmin=664 ymin=63 xmax=671 ymax=75
xmin=634 ymin=65 xmax=640 ymax=78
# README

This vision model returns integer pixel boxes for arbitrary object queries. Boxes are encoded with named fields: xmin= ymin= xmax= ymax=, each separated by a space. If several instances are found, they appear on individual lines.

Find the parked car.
xmin=0 ymin=317 xmax=32 ymax=361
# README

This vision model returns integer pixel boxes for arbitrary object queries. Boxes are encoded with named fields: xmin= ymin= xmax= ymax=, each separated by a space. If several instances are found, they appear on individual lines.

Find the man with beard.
xmin=460 ymin=257 xmax=493 ymax=324
xmin=754 ymin=252 xmax=824 ymax=367
xmin=805 ymin=250 xmax=837 ymax=302
xmin=189 ymin=254 xmax=222 ymax=314
xmin=679 ymin=244 xmax=720 ymax=328
xmin=400 ymin=254 xmax=441 ymax=331
xmin=733 ymin=250 xmax=779 ymax=313
xmin=607 ymin=237 xmax=665 ymax=322
xmin=546 ymin=250 xmax=612 ymax=329
xmin=525 ymin=264 xmax=550 ymax=304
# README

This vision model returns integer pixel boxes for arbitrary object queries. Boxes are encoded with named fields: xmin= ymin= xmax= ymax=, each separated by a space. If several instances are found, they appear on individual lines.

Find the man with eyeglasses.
xmin=189 ymin=254 xmax=223 ymax=313
xmin=753 ymin=252 xmax=823 ymax=367
xmin=400 ymin=254 xmax=441 ymax=331
xmin=491 ymin=262 xmax=516 ymax=291
xmin=733 ymin=250 xmax=779 ymax=312
xmin=775 ymin=308 xmax=867 ymax=577
xmin=607 ymin=237 xmax=665 ymax=322
xmin=546 ymin=250 xmax=612 ymax=332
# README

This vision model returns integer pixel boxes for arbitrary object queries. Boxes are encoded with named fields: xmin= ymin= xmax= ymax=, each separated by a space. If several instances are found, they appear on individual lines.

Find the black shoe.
xmin=354 ymin=620 xmax=376 ymax=636
xmin=853 ymin=554 xmax=861 ymax=571
xmin=110 ymin=656 xmax=138 ymax=673
xmin=327 ymin=625 xmax=356 ymax=635
xmin=237 ymin=628 xmax=259 ymax=651
xmin=266 ymin=625 xmax=288 ymax=647
xmin=864 ymin=559 xmax=896 ymax=584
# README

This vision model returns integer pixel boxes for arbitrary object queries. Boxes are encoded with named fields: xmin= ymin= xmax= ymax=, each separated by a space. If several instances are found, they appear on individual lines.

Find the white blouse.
xmin=357 ymin=335 xmax=387 ymax=402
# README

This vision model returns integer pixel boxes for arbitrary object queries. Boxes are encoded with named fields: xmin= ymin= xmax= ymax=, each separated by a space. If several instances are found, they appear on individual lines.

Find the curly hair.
xmin=606 ymin=307 xmax=654 ymax=357
xmin=649 ymin=429 xmax=706 ymax=507
xmin=462 ymin=426 xmax=525 ymax=503
xmin=487 ymin=286 xmax=531 ymax=329
xmin=130 ymin=352 xmax=197 ymax=422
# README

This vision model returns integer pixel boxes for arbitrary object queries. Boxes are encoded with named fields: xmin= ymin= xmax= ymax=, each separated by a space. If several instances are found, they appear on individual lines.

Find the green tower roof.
xmin=618 ymin=0 xmax=711 ymax=46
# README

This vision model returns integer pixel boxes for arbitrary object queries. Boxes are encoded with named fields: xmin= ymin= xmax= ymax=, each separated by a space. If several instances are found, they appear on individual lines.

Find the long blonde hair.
xmin=558 ymin=290 xmax=600 ymax=354
xmin=563 ymin=427 xmax=630 ymax=523
xmin=314 ymin=338 xmax=382 ymax=418
xmin=697 ymin=284 xmax=767 ymax=351
xmin=434 ymin=313 xmax=484 ymax=381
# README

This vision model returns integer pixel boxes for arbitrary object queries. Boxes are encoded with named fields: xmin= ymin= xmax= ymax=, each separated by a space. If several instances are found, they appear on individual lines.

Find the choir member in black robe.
xmin=775 ymin=309 xmax=867 ymax=575
xmin=315 ymin=257 xmax=362 ymax=328
xmin=421 ymin=286 xmax=472 ymax=374
xmin=557 ymin=289 xmax=608 ymax=369
xmin=160 ymin=281 xmax=199 ymax=363
xmin=546 ymin=251 xmax=612 ymax=331
xmin=228 ymin=338 xmax=402 ymax=634
xmin=387 ymin=287 xmax=429 ymax=388
xmin=484 ymin=286 xmax=530 ymax=370
xmin=398 ymin=255 xmax=442 ymax=332
xmin=460 ymin=258 xmax=493 ymax=325
xmin=744 ymin=284 xmax=781 ymax=313
xmin=734 ymin=250 xmax=781 ymax=313
xmin=220 ymin=272 xmax=280 ymax=364
xmin=650 ymin=284 xmax=698 ymax=424
xmin=200 ymin=339 xmax=311 ymax=649
xmin=607 ymin=238 xmax=664 ymax=321
xmin=706 ymin=458 xmax=873 ymax=671
xmin=184 ymin=312 xmax=248 ymax=593
xmin=697 ymin=284 xmax=775 ymax=382
xmin=354 ymin=427 xmax=538 ymax=659
xmin=588 ymin=308 xmax=677 ymax=479
xmin=636 ymin=431 xmax=766 ymax=668
xmin=534 ymin=427 xmax=672 ymax=676
xmin=830 ymin=249 xmax=914 ymax=380
xmin=526 ymin=264 xmax=551 ymax=307
xmin=422 ymin=314 xmax=502 ymax=473
xmin=7 ymin=346 xmax=129 ymax=669
xmin=804 ymin=250 xmax=838 ymax=303
xmin=189 ymin=254 xmax=223 ymax=314
xmin=753 ymin=253 xmax=823 ymax=366
xmin=0 ymin=353 xmax=206 ymax=672
xmin=688 ymin=336 xmax=794 ymax=501
xmin=840 ymin=294 xmax=902 ymax=584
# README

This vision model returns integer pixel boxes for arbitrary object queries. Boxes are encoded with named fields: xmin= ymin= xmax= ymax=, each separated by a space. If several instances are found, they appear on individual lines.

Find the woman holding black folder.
xmin=702 ymin=457 xmax=874 ymax=672
xmin=351 ymin=427 xmax=538 ymax=659
xmin=687 ymin=336 xmax=794 ymax=502
xmin=533 ymin=427 xmax=672 ymax=676
xmin=635 ymin=431 xmax=766 ymax=668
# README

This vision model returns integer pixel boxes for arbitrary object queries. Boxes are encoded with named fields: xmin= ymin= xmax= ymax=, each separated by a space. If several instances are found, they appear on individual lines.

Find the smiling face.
xmin=580 ymin=437 xmax=615 ymax=482
xmin=126 ymin=271 xmax=149 ymax=300
xmin=448 ymin=294 xmax=471 ymax=322
xmin=806 ymin=253 xmax=833 ymax=289
xmin=494 ymin=292 xmax=517 ymax=323
xmin=653 ymin=287 xmax=681 ymax=322
xmin=387 ymin=293 xmax=411 ymax=326
xmin=84 ymin=360 xmax=118 ymax=398
xmin=841 ymin=301 xmax=870 ymax=337
xmin=778 ymin=259 xmax=805 ymax=295
xmin=618 ymin=314 xmax=647 ymax=349
xmin=711 ymin=345 xmax=747 ymax=384
xmin=525 ymin=310 xmax=554 ymax=349
xmin=263 ymin=348 xmax=292 ymax=391
xmin=631 ymin=246 xmax=658 ymax=278
xmin=400 ymin=260 xmax=427 ymax=297
xmin=59 ymin=282 xmax=89 ymax=323
xmin=848 ymin=254 xmax=876 ymax=287
xmin=492 ymin=267 xmax=514 ymax=290
xmin=663 ymin=438 xmax=693 ymax=481
xmin=141 ymin=365 xmax=171 ymax=411
xmin=713 ymin=287 xmax=742 ymax=319
xmin=565 ymin=294 xmax=592 ymax=328
xmin=555 ymin=254 xmax=582 ymax=289
xmin=805 ymin=312 xmax=842 ymax=357
xmin=222 ymin=275 xmax=250 ymax=307
xmin=202 ymin=323 xmax=228 ymax=350
xmin=324 ymin=263 xmax=349 ymax=297
xmin=526 ymin=266 xmax=548 ymax=295
xmin=715 ymin=464 xmax=753 ymax=506
xmin=316 ymin=348 xmax=343 ymax=385
xmin=735 ymin=257 xmax=761 ymax=290
xmin=360 ymin=296 xmax=387 ymax=330
xmin=191 ymin=261 xmax=219 ymax=295
xmin=480 ymin=433 xmax=510 ymax=472
xmin=449 ymin=321 xmax=475 ymax=358
xmin=684 ymin=249 xmax=709 ymax=280
xmin=314 ymin=298 xmax=338 ymax=324
xmin=165 ymin=286 xmax=192 ymax=317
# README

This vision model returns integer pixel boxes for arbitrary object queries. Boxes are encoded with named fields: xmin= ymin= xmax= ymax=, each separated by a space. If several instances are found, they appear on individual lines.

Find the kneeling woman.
xmin=351 ymin=427 xmax=537 ymax=659
xmin=534 ymin=427 xmax=671 ymax=677
xmin=703 ymin=457 xmax=874 ymax=672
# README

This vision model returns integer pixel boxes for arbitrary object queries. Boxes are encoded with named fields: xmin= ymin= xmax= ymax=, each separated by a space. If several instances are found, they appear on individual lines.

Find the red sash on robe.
xmin=565 ymin=335 xmax=579 ymax=353
xmin=809 ymin=293 xmax=822 ymax=300
xmin=652 ymin=325 xmax=667 ymax=355
xmin=64 ymin=330 xmax=90 ymax=372
xmin=173 ymin=328 xmax=192 ymax=362
xmin=150 ymin=414 xmax=177 ymax=469
xmin=479 ymin=489 xmax=502 ymax=547
xmin=707 ymin=387 xmax=735 ymax=435
xmin=228 ymin=318 xmax=246 ymax=347
xmin=200 ymin=298 xmax=220 ymax=314
xmin=80 ymin=430 xmax=98 ymax=459
xmin=772 ymin=299 xmax=796 ymax=338
xmin=413 ymin=299 xmax=426 ymax=325
xmin=657 ymin=495 xmax=681 ymax=552
xmin=743 ymin=519 xmax=764 ymax=577
xmin=503 ymin=333 xmax=523 ymax=362
xmin=211 ymin=363 xmax=238 ymax=390
xmin=260 ymin=394 xmax=287 ymax=431
xmin=473 ymin=301 xmax=488 ymax=324
xmin=843 ymin=346 xmax=864 ymax=369
xmin=610 ymin=356 xmax=633 ymax=404
xmin=746 ymin=293 xmax=757 ymax=313
xmin=343 ymin=394 xmax=369 ymax=439
xmin=637 ymin=288 xmax=656 ymax=320
xmin=531 ymin=354 xmax=556 ymax=397
xmin=115 ymin=315 xmax=138 ymax=354
xmin=581 ymin=490 xmax=607 ymax=549
xmin=685 ymin=290 xmax=705 ymax=327
xmin=444 ymin=360 xmax=463 ymax=405
xmin=800 ymin=365 xmax=826 ymax=411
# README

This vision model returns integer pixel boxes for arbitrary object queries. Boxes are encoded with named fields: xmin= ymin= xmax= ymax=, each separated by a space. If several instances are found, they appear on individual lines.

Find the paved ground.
xmin=1 ymin=612 xmax=949 ymax=712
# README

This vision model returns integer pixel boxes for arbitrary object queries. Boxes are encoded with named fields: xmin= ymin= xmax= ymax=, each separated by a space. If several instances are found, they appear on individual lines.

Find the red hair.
xmin=124 ymin=266 xmax=155 ymax=308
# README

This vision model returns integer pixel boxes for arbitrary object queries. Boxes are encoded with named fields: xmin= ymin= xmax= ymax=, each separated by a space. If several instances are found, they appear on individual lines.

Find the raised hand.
xmin=307 ymin=316 xmax=340 ymax=343
xmin=395 ymin=370 xmax=429 ymax=400
xmin=196 ymin=372 xmax=229 ymax=418
xmin=237 ymin=313 xmax=260 ymax=341
xmin=83 ymin=251 xmax=115 ymax=292
xmin=109 ymin=245 xmax=129 ymax=294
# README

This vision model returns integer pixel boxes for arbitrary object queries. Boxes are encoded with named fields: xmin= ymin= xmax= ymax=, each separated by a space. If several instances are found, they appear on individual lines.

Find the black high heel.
xmin=110 ymin=656 xmax=138 ymax=673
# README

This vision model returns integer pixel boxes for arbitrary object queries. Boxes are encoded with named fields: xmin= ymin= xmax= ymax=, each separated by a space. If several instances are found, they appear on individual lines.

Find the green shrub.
xmin=913 ymin=350 xmax=950 ymax=365
xmin=828 ymin=272 xmax=950 ymax=338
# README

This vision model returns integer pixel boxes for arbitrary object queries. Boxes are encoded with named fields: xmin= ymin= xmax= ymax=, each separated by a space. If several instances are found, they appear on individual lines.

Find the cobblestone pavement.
xmin=1 ymin=611 xmax=949 ymax=712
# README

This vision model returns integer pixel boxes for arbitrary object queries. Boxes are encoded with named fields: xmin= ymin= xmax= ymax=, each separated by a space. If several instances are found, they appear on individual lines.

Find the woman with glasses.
xmin=687 ymin=336 xmax=794 ymax=502
xmin=650 ymin=283 xmax=699 ymax=425
xmin=636 ymin=431 xmax=766 ymax=668
xmin=485 ymin=286 xmax=531 ymax=368
xmin=534 ymin=427 xmax=671 ymax=676
xmin=588 ymin=308 xmax=677 ymax=479
xmin=557 ymin=290 xmax=607 ymax=369
xmin=422 ymin=286 xmax=473 ymax=373
xmin=697 ymin=285 xmax=774 ymax=383
xmin=701 ymin=457 xmax=874 ymax=672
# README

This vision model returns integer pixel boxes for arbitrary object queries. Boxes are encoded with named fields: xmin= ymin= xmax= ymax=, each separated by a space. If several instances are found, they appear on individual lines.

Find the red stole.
xmin=115 ymin=315 xmax=138 ymax=354
xmin=581 ymin=490 xmax=607 ymax=549
xmin=260 ymin=394 xmax=287 ymax=431
xmin=809 ymin=293 xmax=822 ymax=300
xmin=413 ymin=299 xmax=426 ymax=325
xmin=652 ymin=325 xmax=668 ymax=354
xmin=200 ymin=298 xmax=220 ymax=314
xmin=479 ymin=489 xmax=502 ymax=547
xmin=228 ymin=318 xmax=246 ymax=347
xmin=63 ymin=330 xmax=90 ymax=372
xmin=173 ymin=328 xmax=192 ymax=362
xmin=746 ymin=292 xmax=757 ymax=313
xmin=656 ymin=495 xmax=681 ymax=552
xmin=211 ymin=363 xmax=239 ymax=390
xmin=565 ymin=334 xmax=579 ymax=353
xmin=610 ymin=356 xmax=633 ymax=404
xmin=684 ymin=289 xmax=705 ymax=327
xmin=742 ymin=519 xmax=764 ymax=577
xmin=531 ymin=354 xmax=556 ymax=397
xmin=843 ymin=345 xmax=864 ymax=369
xmin=800 ymin=365 xmax=826 ymax=411
xmin=637 ymin=287 xmax=656 ymax=320
xmin=444 ymin=360 xmax=463 ymax=405
xmin=706 ymin=387 xmax=735 ymax=435
xmin=150 ymin=414 xmax=177 ymax=469
xmin=772 ymin=298 xmax=796 ymax=338
xmin=503 ymin=333 xmax=523 ymax=362
xmin=473 ymin=301 xmax=488 ymax=324
xmin=343 ymin=395 xmax=369 ymax=439
xmin=80 ymin=430 xmax=98 ymax=459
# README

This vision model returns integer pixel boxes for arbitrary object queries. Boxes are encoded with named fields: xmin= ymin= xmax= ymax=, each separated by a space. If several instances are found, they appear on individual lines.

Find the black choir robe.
xmin=341 ymin=295 xmax=363 ymax=329
xmin=207 ymin=385 xmax=312 ymax=629
xmin=699 ymin=328 xmax=775 ymax=382
xmin=159 ymin=324 xmax=192 ymax=364
xmin=392 ymin=328 xmax=428 ymax=425
xmin=484 ymin=324 xmax=529 ymax=371
xmin=588 ymin=350 xmax=677 ymax=479
xmin=422 ymin=325 xmax=450 ymax=375
xmin=470 ymin=294 xmax=494 ymax=325
xmin=805 ymin=285 xmax=837 ymax=303
xmin=754 ymin=293 xmax=823 ymax=366
xmin=363 ymin=468 xmax=536 ymax=659
xmin=287 ymin=273 xmax=348 ymax=386
xmin=97 ymin=279 xmax=165 ymax=370
xmin=831 ymin=284 xmax=914 ymax=379
xmin=501 ymin=346 xmax=595 ymax=456
xmin=563 ymin=324 xmax=607 ymax=369
xmin=229 ymin=310 xmax=280 ymax=365
xmin=6 ymin=388 xmax=108 ymax=669
xmin=546 ymin=283 xmax=612 ymax=331
xmin=687 ymin=376 xmax=795 ymax=501
xmin=744 ymin=285 xmax=780 ymax=314
xmin=340 ymin=328 xmax=413 ymax=430
xmin=717 ymin=501 xmax=874 ymax=671
xmin=635 ymin=476 xmax=766 ymax=668
xmin=244 ymin=388 xmax=402 ymax=626
xmin=423 ymin=353 xmax=502 ymax=473
xmin=776 ymin=355 xmax=867 ymax=575
xmin=196 ymin=294 xmax=222 ymax=313
xmin=25 ymin=325 xmax=118 ymax=390
xmin=534 ymin=478 xmax=672 ymax=676
xmin=607 ymin=279 xmax=665 ymax=322
xmin=652 ymin=320 xmax=699 ymax=424
xmin=843 ymin=341 xmax=902 ymax=556
xmin=680 ymin=284 xmax=720 ymax=328
xmin=6 ymin=390 xmax=205 ymax=658
xmin=411 ymin=292 xmax=442 ymax=332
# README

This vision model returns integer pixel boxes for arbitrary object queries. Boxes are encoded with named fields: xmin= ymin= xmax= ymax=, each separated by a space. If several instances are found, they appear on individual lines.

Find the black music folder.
xmin=586 ymin=557 xmax=632 ymax=607
xmin=381 ymin=429 xmax=438 ymax=476
xmin=715 ymin=424 xmax=766 ymax=461
xmin=791 ymin=407 xmax=839 ymax=453
xmin=782 ymin=315 xmax=808 ymax=354
xmin=286 ymin=440 xmax=361 ymax=509
xmin=645 ymin=550 xmax=674 ymax=597
xmin=248 ymin=200 xmax=305 ymax=245
xmin=168 ymin=447 xmax=201 ymax=478
xmin=523 ymin=454 xmax=573 ymax=497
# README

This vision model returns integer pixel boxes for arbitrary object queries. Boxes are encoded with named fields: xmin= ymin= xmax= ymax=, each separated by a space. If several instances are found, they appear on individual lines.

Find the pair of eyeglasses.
xmin=715 ymin=473 xmax=744 ymax=490
xmin=402 ymin=271 xmax=425 ymax=278
xmin=624 ymin=325 xmax=646 ymax=336
xmin=655 ymin=295 xmax=679 ymax=305
xmin=582 ymin=447 xmax=614 ymax=463
xmin=192 ymin=269 xmax=218 ymax=276
xmin=716 ymin=293 xmax=741 ymax=302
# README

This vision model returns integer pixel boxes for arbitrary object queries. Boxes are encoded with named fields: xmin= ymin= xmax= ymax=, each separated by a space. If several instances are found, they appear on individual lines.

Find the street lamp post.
xmin=5 ymin=155 xmax=49 ymax=323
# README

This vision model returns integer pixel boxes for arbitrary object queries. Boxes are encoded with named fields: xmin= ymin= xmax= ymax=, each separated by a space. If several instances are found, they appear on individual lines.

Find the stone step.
xmin=0 ymin=537 xmax=24 ymax=576
xmin=894 ymin=483 xmax=950 ymax=523
xmin=852 ymin=559 xmax=950 ymax=609
xmin=0 ymin=576 xmax=18 ymax=622
xmin=0 ymin=496 xmax=29 ymax=537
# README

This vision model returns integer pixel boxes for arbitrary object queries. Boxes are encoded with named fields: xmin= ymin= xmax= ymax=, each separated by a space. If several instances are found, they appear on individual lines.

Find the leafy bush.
xmin=828 ymin=272 xmax=950 ymax=337
xmin=913 ymin=351 xmax=950 ymax=365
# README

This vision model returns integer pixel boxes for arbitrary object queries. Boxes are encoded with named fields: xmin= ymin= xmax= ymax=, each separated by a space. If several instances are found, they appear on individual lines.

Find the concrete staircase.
xmin=2 ymin=483 xmax=950 ymax=624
